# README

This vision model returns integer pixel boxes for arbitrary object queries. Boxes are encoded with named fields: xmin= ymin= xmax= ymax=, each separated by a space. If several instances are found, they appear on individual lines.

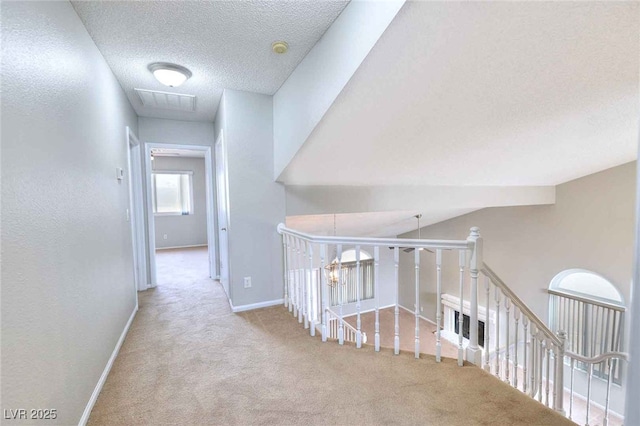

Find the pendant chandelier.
xmin=325 ymin=214 xmax=343 ymax=287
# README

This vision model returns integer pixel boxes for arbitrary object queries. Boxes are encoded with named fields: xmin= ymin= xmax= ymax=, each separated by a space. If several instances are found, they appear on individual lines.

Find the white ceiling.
xmin=71 ymin=1 xmax=349 ymax=122
xmin=280 ymin=1 xmax=639 ymax=186
xmin=287 ymin=208 xmax=477 ymax=238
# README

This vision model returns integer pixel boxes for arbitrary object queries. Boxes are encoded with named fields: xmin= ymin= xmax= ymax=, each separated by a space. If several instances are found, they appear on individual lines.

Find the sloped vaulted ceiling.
xmin=280 ymin=1 xmax=639 ymax=187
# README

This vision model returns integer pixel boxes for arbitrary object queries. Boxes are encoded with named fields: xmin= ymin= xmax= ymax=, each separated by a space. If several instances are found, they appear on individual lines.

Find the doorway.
xmin=126 ymin=127 xmax=147 ymax=295
xmin=144 ymin=143 xmax=216 ymax=287
xmin=215 ymin=130 xmax=231 ymax=299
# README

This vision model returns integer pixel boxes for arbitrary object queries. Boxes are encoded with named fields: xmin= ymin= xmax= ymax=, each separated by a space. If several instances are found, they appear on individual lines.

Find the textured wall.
xmin=153 ymin=157 xmax=207 ymax=249
xmin=223 ymin=90 xmax=286 ymax=307
xmin=1 ymin=2 xmax=138 ymax=424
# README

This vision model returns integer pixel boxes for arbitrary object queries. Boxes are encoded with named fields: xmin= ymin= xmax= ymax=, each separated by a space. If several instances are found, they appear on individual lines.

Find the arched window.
xmin=548 ymin=269 xmax=625 ymax=383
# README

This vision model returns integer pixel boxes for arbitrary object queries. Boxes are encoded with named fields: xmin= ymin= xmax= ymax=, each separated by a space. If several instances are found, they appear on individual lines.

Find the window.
xmin=152 ymin=171 xmax=194 ymax=215
xmin=329 ymin=249 xmax=374 ymax=306
xmin=548 ymin=269 xmax=625 ymax=384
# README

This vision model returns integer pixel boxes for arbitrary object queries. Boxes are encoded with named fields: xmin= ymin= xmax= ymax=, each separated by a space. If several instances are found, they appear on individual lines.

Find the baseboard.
xmin=78 ymin=306 xmax=137 ymax=426
xmin=398 ymin=304 xmax=437 ymax=326
xmin=340 ymin=303 xmax=396 ymax=318
xmin=231 ymin=298 xmax=284 ymax=313
xmin=155 ymin=244 xmax=208 ymax=250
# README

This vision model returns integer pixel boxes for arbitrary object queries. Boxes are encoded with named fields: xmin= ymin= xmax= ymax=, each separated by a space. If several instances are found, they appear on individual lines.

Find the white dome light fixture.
xmin=148 ymin=62 xmax=192 ymax=87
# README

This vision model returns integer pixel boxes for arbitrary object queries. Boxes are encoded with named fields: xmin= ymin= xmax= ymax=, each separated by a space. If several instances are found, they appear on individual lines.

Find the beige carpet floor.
xmin=88 ymin=247 xmax=574 ymax=425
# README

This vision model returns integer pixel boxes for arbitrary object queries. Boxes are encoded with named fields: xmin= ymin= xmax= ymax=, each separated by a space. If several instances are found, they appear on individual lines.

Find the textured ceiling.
xmin=280 ymin=1 xmax=639 ymax=186
xmin=71 ymin=1 xmax=349 ymax=122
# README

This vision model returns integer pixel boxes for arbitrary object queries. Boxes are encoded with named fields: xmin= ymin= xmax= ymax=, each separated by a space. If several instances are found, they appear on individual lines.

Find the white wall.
xmin=398 ymin=162 xmax=635 ymax=414
xmin=273 ymin=0 xmax=405 ymax=180
xmin=398 ymin=162 xmax=635 ymax=322
xmin=152 ymin=157 xmax=207 ymax=249
xmin=218 ymin=89 xmax=286 ymax=307
xmin=1 ymin=2 xmax=138 ymax=424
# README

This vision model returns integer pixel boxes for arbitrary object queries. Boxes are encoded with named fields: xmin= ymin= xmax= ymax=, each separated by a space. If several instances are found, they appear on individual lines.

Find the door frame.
xmin=126 ymin=127 xmax=146 ymax=298
xmin=215 ymin=130 xmax=231 ymax=299
xmin=143 ymin=142 xmax=217 ymax=287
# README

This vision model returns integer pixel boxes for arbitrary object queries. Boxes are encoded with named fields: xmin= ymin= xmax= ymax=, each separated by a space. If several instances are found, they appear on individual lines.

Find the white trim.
xmin=78 ymin=306 xmax=137 ymax=426
xmin=231 ymin=299 xmax=284 ymax=313
xmin=340 ymin=303 xmax=396 ymax=318
xmin=156 ymin=244 xmax=208 ymax=250
xmin=398 ymin=303 xmax=438 ymax=326
xmin=144 ymin=142 xmax=217 ymax=286
xmin=126 ymin=127 xmax=147 ymax=292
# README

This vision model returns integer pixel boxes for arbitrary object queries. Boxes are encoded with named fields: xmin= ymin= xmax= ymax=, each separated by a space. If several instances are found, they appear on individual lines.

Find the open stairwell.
xmin=278 ymin=224 xmax=629 ymax=426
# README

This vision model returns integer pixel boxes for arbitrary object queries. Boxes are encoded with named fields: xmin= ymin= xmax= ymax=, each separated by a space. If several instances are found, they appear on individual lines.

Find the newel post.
xmin=554 ymin=330 xmax=567 ymax=415
xmin=466 ymin=227 xmax=483 ymax=366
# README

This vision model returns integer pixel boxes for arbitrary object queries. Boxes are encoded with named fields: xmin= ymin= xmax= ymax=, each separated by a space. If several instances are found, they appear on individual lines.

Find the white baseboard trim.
xmin=79 ymin=306 xmax=137 ymax=426
xmin=231 ymin=298 xmax=284 ymax=313
xmin=155 ymin=244 xmax=207 ymax=250
xmin=398 ymin=304 xmax=437 ymax=326
xmin=339 ymin=303 xmax=396 ymax=318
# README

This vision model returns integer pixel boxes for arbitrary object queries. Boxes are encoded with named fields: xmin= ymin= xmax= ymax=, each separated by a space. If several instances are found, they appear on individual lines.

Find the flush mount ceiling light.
xmin=148 ymin=62 xmax=192 ymax=87
xmin=272 ymin=41 xmax=289 ymax=54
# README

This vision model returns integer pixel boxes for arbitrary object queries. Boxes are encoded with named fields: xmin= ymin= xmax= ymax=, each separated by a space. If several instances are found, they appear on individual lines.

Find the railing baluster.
xmin=287 ymin=235 xmax=293 ymax=314
xmin=569 ymin=358 xmax=575 ymax=421
xmin=394 ymin=247 xmax=400 ymax=355
xmin=414 ymin=248 xmax=420 ymax=358
xmin=523 ymin=316 xmax=529 ymax=394
xmin=296 ymin=238 xmax=302 ymax=322
xmin=459 ymin=250 xmax=466 ymax=367
xmin=538 ymin=334 xmax=543 ymax=403
xmin=494 ymin=285 xmax=501 ymax=376
xmin=530 ymin=329 xmax=537 ymax=398
xmin=586 ymin=363 xmax=593 ymax=426
xmin=374 ymin=246 xmax=380 ymax=352
xmin=604 ymin=359 xmax=614 ymax=426
xmin=545 ymin=341 xmax=551 ymax=407
xmin=554 ymin=332 xmax=566 ymax=414
xmin=302 ymin=240 xmax=309 ymax=329
xmin=283 ymin=234 xmax=288 ymax=309
xmin=435 ymin=249 xmax=442 ymax=362
xmin=320 ymin=244 xmax=327 ymax=342
xmin=514 ymin=306 xmax=519 ymax=389
xmin=505 ymin=297 xmax=511 ymax=384
xmin=484 ymin=274 xmax=490 ymax=371
xmin=337 ymin=244 xmax=344 ymax=345
xmin=308 ymin=243 xmax=314 ymax=336
xmin=356 ymin=245 xmax=362 ymax=348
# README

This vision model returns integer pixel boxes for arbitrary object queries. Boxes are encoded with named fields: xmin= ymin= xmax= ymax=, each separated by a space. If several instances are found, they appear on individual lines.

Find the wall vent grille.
xmin=134 ymin=88 xmax=196 ymax=112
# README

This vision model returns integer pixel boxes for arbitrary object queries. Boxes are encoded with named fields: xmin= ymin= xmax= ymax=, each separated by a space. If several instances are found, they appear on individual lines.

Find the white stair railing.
xmin=565 ymin=351 xmax=628 ymax=426
xmin=481 ymin=263 xmax=566 ymax=413
xmin=279 ymin=223 xmax=629 ymax=422
xmin=279 ymin=223 xmax=474 ymax=361
xmin=326 ymin=308 xmax=367 ymax=344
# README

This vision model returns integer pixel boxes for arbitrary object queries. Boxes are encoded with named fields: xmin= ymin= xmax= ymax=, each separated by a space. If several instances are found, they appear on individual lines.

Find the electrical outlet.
xmin=163 ymin=234 xmax=168 ymax=240
xmin=244 ymin=277 xmax=252 ymax=288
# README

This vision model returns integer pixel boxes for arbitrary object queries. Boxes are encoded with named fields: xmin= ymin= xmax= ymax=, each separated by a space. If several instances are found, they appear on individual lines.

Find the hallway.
xmin=88 ymin=250 xmax=572 ymax=425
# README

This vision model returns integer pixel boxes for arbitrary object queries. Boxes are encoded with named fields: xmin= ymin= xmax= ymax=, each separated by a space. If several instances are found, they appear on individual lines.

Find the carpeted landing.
xmin=88 ymin=247 xmax=574 ymax=425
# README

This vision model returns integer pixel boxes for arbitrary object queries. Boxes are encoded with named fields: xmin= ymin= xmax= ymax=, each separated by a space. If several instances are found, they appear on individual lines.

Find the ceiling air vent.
xmin=134 ymin=88 xmax=196 ymax=112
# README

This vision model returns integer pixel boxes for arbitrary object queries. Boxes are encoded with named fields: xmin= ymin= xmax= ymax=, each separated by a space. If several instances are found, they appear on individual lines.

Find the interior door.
xmin=215 ymin=132 xmax=230 ymax=298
